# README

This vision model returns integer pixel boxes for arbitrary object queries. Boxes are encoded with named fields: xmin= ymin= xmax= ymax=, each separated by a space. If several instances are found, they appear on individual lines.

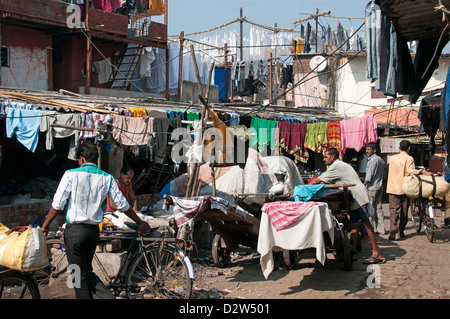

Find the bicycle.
xmin=0 ymin=267 xmax=41 ymax=299
xmin=39 ymin=222 xmax=195 ymax=299
xmin=410 ymin=196 xmax=437 ymax=243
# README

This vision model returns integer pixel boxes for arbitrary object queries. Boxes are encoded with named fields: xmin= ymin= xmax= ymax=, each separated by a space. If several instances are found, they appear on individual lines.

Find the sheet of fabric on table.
xmin=257 ymin=203 xmax=334 ymax=279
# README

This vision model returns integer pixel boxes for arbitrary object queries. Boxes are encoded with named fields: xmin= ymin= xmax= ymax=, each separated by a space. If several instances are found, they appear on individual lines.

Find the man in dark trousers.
xmin=41 ymin=141 xmax=150 ymax=299
xmin=386 ymin=140 xmax=431 ymax=240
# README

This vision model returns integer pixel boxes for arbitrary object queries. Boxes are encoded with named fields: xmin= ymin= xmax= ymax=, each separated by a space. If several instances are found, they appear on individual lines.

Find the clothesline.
xmin=3 ymin=97 xmax=378 ymax=168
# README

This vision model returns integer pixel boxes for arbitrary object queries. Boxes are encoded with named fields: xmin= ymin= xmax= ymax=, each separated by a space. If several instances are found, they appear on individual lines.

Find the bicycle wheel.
xmin=0 ymin=270 xmax=40 ymax=299
xmin=35 ymin=238 xmax=67 ymax=285
xmin=126 ymin=244 xmax=193 ymax=299
xmin=410 ymin=199 xmax=423 ymax=233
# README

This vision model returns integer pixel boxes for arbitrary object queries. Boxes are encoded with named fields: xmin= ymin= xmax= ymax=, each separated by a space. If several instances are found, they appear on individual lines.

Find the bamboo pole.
xmin=0 ymin=90 xmax=117 ymax=114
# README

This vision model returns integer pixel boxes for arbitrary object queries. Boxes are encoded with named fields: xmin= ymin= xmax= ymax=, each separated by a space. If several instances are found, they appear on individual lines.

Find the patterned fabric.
xmin=170 ymin=196 xmax=248 ymax=227
xmin=79 ymin=113 xmax=114 ymax=139
xmin=278 ymin=121 xmax=309 ymax=163
xmin=261 ymin=201 xmax=322 ymax=231
xmin=326 ymin=121 xmax=342 ymax=160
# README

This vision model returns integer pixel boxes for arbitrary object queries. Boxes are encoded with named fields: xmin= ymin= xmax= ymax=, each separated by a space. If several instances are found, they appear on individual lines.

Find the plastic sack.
xmin=403 ymin=174 xmax=450 ymax=199
xmin=0 ymin=222 xmax=49 ymax=272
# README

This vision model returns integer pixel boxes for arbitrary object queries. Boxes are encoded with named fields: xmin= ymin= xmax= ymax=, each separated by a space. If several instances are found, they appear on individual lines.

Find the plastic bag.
xmin=0 ymin=223 xmax=49 ymax=271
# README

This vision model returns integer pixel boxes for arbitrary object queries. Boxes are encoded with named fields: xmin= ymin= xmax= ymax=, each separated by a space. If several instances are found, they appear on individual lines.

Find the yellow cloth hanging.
xmin=296 ymin=39 xmax=304 ymax=54
xmin=203 ymin=107 xmax=233 ymax=164
xmin=148 ymin=0 xmax=165 ymax=15
xmin=127 ymin=107 xmax=148 ymax=117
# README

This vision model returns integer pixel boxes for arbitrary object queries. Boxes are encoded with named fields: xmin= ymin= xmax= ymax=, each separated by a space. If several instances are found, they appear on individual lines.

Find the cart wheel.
xmin=341 ymin=229 xmax=353 ymax=271
xmin=212 ymin=234 xmax=231 ymax=268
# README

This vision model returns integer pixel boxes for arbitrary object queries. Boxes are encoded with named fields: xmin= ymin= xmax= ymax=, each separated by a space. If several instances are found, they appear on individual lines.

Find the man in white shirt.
xmin=41 ymin=141 xmax=150 ymax=299
xmin=309 ymin=148 xmax=385 ymax=264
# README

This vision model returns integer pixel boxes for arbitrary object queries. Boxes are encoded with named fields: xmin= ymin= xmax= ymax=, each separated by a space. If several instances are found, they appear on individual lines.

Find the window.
xmin=1 ymin=47 xmax=9 ymax=67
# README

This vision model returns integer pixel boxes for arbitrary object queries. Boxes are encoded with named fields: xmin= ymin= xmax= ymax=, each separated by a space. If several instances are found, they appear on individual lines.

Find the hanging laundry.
xmin=98 ymin=58 xmax=112 ymax=84
xmin=127 ymin=107 xmax=147 ymax=117
xmin=304 ymin=122 xmax=328 ymax=154
xmin=278 ymin=121 xmax=308 ymax=163
xmin=151 ymin=116 xmax=182 ymax=164
xmin=249 ymin=116 xmax=278 ymax=153
xmin=79 ymin=113 xmax=114 ymax=140
xmin=204 ymin=108 xmax=233 ymax=163
xmin=148 ymin=0 xmax=165 ymax=15
xmin=111 ymin=115 xmax=153 ymax=146
xmin=296 ymin=39 xmax=304 ymax=54
xmin=40 ymin=111 xmax=81 ymax=151
xmin=6 ymin=108 xmax=42 ymax=153
xmin=340 ymin=114 xmax=378 ymax=155
xmin=92 ymin=0 xmax=122 ymax=12
xmin=326 ymin=121 xmax=343 ymax=160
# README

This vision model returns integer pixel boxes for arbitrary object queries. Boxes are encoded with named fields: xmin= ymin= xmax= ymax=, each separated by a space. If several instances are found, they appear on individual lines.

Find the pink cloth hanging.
xmin=340 ymin=114 xmax=378 ymax=155
xmin=92 ymin=0 xmax=122 ymax=12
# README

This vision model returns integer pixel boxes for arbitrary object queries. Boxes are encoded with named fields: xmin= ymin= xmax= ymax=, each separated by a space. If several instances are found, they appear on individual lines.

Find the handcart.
xmin=163 ymin=194 xmax=264 ymax=268
xmin=308 ymin=184 xmax=356 ymax=271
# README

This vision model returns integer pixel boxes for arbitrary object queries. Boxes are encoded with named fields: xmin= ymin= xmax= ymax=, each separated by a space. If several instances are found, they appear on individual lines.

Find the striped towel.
xmin=170 ymin=196 xmax=247 ymax=227
xmin=261 ymin=201 xmax=321 ymax=231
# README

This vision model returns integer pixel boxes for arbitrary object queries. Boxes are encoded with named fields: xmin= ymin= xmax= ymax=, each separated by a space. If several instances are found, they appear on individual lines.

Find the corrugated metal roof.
xmin=382 ymin=0 xmax=450 ymax=41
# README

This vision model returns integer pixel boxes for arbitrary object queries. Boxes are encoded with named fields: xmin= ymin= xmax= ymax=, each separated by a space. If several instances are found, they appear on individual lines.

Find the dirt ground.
xmin=39 ymin=202 xmax=450 ymax=300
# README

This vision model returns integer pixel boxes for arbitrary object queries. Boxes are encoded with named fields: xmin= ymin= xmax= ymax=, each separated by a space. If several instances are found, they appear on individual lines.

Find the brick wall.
xmin=293 ymin=57 xmax=313 ymax=74
xmin=0 ymin=194 xmax=159 ymax=228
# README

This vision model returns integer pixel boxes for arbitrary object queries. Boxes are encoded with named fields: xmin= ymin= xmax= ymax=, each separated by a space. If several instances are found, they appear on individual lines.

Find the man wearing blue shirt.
xmin=363 ymin=142 xmax=386 ymax=235
xmin=41 ymin=141 xmax=150 ymax=299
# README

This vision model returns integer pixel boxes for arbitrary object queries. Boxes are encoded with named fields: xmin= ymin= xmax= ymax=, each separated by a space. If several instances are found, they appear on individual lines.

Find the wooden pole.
xmin=189 ymin=44 xmax=204 ymax=98
xmin=205 ymin=61 xmax=215 ymax=99
xmin=269 ymin=52 xmax=273 ymax=102
xmin=224 ymin=43 xmax=229 ymax=103
xmin=178 ymin=31 xmax=184 ymax=102
xmin=230 ymin=55 xmax=234 ymax=101
xmin=165 ymin=0 xmax=169 ymax=100
xmin=85 ymin=0 xmax=91 ymax=95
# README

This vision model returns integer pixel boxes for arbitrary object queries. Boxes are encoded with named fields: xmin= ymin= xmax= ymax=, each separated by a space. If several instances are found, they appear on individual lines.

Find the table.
xmin=257 ymin=203 xmax=334 ymax=279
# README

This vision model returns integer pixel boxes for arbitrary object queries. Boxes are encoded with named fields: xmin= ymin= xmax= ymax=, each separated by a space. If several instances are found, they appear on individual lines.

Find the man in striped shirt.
xmin=41 ymin=141 xmax=150 ymax=299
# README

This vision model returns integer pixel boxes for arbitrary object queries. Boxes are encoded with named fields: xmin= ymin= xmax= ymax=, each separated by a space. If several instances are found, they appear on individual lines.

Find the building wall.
xmin=292 ymin=53 xmax=450 ymax=119
xmin=334 ymin=54 xmax=450 ymax=119
xmin=0 ymin=24 xmax=51 ymax=90
xmin=52 ymin=36 xmax=123 ymax=93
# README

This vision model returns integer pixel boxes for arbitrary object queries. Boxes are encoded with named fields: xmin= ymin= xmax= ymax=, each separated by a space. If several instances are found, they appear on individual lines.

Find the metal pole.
xmin=240 ymin=8 xmax=243 ymax=61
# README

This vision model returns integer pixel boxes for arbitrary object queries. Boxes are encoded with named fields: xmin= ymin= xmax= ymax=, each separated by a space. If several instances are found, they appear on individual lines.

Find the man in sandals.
xmin=309 ymin=147 xmax=385 ymax=264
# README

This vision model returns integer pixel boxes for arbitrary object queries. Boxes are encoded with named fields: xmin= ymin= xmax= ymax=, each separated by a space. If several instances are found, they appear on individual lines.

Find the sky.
xmin=164 ymin=0 xmax=368 ymax=37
